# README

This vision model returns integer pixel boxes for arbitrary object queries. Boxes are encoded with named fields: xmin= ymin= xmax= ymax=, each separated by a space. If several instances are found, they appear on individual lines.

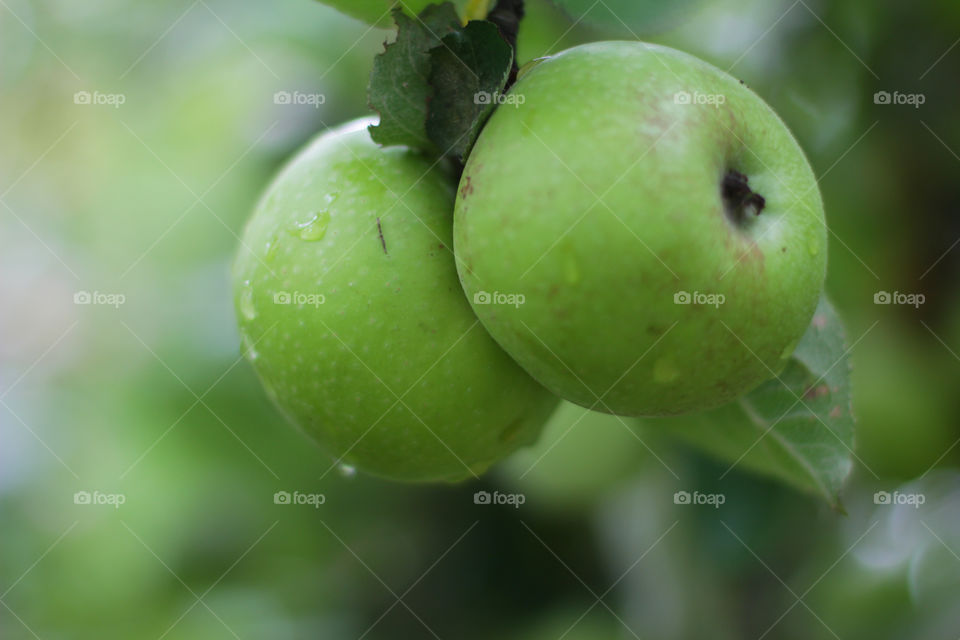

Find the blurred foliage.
xmin=1 ymin=0 xmax=959 ymax=638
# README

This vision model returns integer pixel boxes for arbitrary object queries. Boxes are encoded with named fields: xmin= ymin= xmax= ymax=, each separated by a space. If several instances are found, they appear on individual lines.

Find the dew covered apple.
xmin=454 ymin=42 xmax=827 ymax=416
xmin=233 ymin=119 xmax=557 ymax=481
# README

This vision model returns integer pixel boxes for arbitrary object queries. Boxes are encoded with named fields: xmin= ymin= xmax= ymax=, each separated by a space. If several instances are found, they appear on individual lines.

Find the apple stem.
xmin=722 ymin=170 xmax=765 ymax=221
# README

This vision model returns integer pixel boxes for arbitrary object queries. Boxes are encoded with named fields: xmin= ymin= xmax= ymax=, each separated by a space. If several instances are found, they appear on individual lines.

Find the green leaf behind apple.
xmin=653 ymin=296 xmax=855 ymax=508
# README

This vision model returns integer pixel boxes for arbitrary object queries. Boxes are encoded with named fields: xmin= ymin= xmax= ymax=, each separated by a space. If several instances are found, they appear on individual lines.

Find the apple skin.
xmin=233 ymin=119 xmax=557 ymax=482
xmin=454 ymin=42 xmax=827 ymax=416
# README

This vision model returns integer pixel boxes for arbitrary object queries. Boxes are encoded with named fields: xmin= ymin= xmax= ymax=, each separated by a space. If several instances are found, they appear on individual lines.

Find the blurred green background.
xmin=2 ymin=0 xmax=959 ymax=637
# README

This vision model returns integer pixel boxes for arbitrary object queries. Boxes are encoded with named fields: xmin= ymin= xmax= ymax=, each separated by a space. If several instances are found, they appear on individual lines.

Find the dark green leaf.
xmin=367 ymin=4 xmax=462 ymax=150
xmin=426 ymin=20 xmax=513 ymax=161
xmin=653 ymin=296 xmax=855 ymax=508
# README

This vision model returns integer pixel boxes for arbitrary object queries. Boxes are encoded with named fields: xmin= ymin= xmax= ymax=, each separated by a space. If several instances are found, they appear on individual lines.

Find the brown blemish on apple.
xmin=829 ymin=406 xmax=843 ymax=418
xmin=552 ymin=304 xmax=571 ymax=320
xmin=460 ymin=175 xmax=474 ymax=199
xmin=803 ymin=384 xmax=830 ymax=400
xmin=728 ymin=240 xmax=766 ymax=272
xmin=813 ymin=314 xmax=827 ymax=329
xmin=418 ymin=321 xmax=438 ymax=335
xmin=714 ymin=378 xmax=733 ymax=395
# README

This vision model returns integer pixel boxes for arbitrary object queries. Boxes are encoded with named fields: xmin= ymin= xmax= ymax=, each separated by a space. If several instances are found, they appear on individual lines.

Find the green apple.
xmin=233 ymin=118 xmax=557 ymax=482
xmin=454 ymin=41 xmax=827 ymax=416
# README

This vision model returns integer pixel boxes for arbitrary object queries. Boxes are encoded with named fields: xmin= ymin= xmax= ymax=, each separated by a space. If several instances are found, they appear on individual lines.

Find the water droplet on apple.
xmin=239 ymin=281 xmax=257 ymax=321
xmin=653 ymin=357 xmax=680 ymax=383
xmin=241 ymin=333 xmax=259 ymax=361
xmin=265 ymin=233 xmax=281 ymax=262
xmin=338 ymin=463 xmax=356 ymax=478
xmin=295 ymin=210 xmax=330 ymax=241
